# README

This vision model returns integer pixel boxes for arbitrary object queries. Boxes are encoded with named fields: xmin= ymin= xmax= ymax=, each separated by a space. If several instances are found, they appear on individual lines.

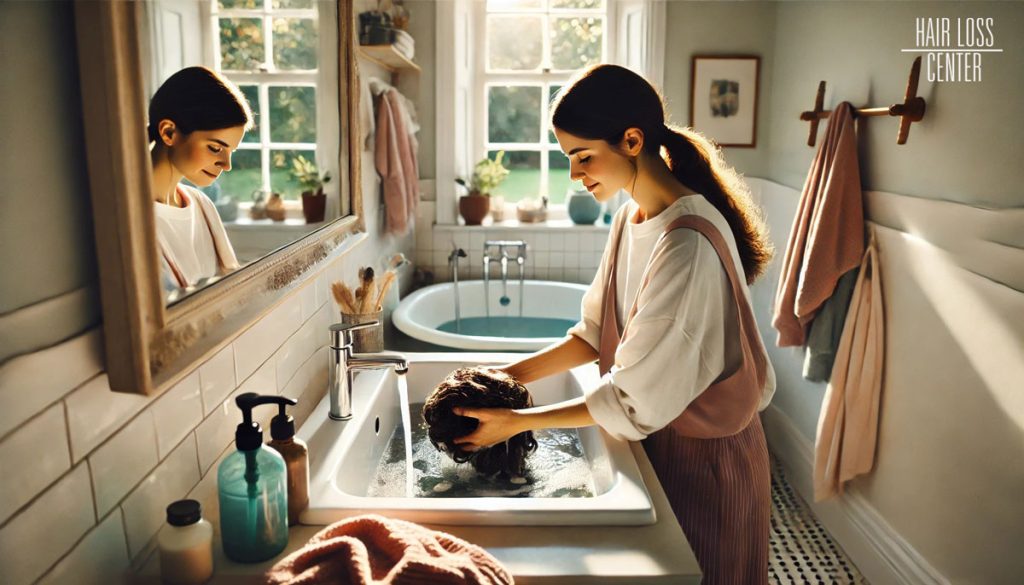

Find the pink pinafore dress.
xmin=597 ymin=209 xmax=771 ymax=585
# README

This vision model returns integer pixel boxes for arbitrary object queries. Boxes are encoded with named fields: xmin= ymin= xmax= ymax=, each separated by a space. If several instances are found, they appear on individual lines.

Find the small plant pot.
xmin=458 ymin=193 xmax=490 ymax=225
xmin=301 ymin=189 xmax=326 ymax=223
xmin=266 ymin=193 xmax=287 ymax=222
xmin=489 ymin=195 xmax=506 ymax=222
xmin=567 ymin=191 xmax=601 ymax=225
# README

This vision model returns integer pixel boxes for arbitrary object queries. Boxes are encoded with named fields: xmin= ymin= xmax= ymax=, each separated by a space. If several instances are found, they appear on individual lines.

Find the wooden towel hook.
xmin=800 ymin=56 xmax=927 ymax=147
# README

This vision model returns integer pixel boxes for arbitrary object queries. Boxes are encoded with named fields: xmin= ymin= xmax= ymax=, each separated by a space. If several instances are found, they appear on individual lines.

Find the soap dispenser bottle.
xmin=217 ymin=392 xmax=289 ymax=563
xmin=267 ymin=398 xmax=309 ymax=526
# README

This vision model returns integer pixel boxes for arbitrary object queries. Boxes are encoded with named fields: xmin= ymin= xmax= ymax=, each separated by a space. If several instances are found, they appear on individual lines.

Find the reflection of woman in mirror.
xmin=148 ymin=66 xmax=253 ymax=291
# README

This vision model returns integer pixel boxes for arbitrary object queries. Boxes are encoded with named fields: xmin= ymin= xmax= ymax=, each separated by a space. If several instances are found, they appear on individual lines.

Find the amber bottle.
xmin=267 ymin=401 xmax=309 ymax=526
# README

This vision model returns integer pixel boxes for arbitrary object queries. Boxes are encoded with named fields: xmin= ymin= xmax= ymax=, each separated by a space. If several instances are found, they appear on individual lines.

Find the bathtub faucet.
xmin=328 ymin=321 xmax=408 ymax=421
xmin=449 ymin=246 xmax=467 ymax=331
xmin=482 ymin=240 xmax=527 ymax=316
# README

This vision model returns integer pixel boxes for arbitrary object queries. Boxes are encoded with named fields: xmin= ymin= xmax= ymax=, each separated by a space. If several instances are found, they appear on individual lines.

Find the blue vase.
xmin=567 ymin=192 xmax=601 ymax=225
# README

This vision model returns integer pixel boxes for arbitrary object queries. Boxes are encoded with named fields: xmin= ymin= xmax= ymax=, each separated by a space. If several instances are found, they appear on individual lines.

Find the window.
xmin=476 ymin=0 xmax=610 ymax=206
xmin=210 ymin=0 xmax=321 ymax=203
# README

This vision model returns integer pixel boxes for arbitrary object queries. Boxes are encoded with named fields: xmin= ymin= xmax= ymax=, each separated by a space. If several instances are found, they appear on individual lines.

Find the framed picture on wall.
xmin=689 ymin=55 xmax=760 ymax=148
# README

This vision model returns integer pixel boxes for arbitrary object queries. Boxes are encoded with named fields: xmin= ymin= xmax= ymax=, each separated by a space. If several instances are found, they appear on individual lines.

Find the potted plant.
xmin=455 ymin=151 xmax=509 ymax=226
xmin=290 ymin=154 xmax=331 ymax=224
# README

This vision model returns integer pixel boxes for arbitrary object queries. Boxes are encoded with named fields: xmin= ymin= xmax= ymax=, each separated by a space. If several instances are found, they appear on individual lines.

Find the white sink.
xmin=297 ymin=352 xmax=656 ymax=526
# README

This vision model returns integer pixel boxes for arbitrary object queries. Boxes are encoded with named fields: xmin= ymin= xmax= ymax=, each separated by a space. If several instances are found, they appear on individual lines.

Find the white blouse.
xmin=153 ymin=187 xmax=221 ymax=287
xmin=566 ymin=194 xmax=776 ymax=441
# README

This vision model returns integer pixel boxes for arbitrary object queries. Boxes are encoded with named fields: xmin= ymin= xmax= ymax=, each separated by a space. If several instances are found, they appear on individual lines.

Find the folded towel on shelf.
xmin=394 ymin=29 xmax=414 ymax=45
xmin=265 ymin=514 xmax=514 ymax=585
xmin=392 ymin=32 xmax=415 ymax=60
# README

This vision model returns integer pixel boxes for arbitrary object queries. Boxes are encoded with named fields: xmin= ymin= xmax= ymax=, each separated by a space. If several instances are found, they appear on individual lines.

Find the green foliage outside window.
xmin=219 ymin=18 xmax=264 ymax=71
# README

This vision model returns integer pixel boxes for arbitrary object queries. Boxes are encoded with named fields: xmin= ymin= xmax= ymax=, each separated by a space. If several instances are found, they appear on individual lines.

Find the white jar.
xmin=158 ymin=500 xmax=214 ymax=585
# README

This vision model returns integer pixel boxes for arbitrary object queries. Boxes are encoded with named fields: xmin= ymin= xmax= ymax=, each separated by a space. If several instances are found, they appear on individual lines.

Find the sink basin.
xmin=297 ymin=352 xmax=656 ymax=526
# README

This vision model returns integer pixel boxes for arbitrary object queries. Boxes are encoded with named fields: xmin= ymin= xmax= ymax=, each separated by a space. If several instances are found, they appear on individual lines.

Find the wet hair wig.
xmin=550 ymin=64 xmax=774 ymax=285
xmin=422 ymin=367 xmax=538 ymax=477
xmin=147 ymin=66 xmax=254 ymax=143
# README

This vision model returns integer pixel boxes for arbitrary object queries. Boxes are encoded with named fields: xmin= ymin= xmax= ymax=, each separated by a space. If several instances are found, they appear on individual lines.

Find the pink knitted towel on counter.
xmin=265 ymin=514 xmax=514 ymax=585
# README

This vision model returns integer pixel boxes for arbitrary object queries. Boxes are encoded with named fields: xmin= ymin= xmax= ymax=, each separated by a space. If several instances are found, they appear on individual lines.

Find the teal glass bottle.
xmin=217 ymin=393 xmax=291 ymax=563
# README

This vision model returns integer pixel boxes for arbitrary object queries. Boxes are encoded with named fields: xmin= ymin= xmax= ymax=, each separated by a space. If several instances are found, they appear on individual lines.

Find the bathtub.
xmin=392 ymin=280 xmax=587 ymax=350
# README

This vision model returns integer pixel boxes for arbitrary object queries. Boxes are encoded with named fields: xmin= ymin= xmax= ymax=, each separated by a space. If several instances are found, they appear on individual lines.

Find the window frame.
xmin=471 ymin=0 xmax=616 ymax=215
xmin=209 ymin=1 xmax=335 ymax=211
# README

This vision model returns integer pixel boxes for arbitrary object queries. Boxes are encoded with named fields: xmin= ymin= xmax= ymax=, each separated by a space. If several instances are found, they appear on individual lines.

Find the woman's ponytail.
xmin=551 ymin=64 xmax=773 ymax=284
xmin=659 ymin=124 xmax=774 ymax=285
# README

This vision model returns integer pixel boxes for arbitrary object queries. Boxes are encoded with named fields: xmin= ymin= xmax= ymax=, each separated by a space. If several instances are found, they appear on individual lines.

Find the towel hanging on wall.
xmin=373 ymin=86 xmax=420 ymax=235
xmin=813 ymin=228 xmax=885 ymax=502
xmin=772 ymin=101 xmax=866 ymax=347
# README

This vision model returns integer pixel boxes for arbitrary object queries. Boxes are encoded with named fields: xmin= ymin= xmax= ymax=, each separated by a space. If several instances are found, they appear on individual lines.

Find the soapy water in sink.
xmin=436 ymin=317 xmax=579 ymax=339
xmin=368 ymin=403 xmax=595 ymax=498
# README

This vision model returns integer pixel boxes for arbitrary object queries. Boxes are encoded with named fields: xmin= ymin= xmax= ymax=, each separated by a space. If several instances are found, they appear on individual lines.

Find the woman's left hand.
xmin=452 ymin=407 xmax=526 ymax=451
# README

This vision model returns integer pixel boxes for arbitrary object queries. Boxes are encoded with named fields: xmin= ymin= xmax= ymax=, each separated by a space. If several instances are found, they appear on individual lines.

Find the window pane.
xmin=217 ymin=149 xmax=262 ymax=202
xmin=489 ymin=86 xmax=541 ymax=143
xmin=548 ymin=84 xmax=562 ymax=143
xmin=486 ymin=0 xmax=542 ymax=9
xmin=269 ymin=86 xmax=316 ymax=143
xmin=548 ymin=150 xmax=582 ymax=205
xmin=551 ymin=0 xmax=604 ymax=8
xmin=220 ymin=18 xmax=264 ymax=71
xmin=550 ymin=16 xmax=602 ymax=70
xmin=239 ymin=85 xmax=260 ymax=143
xmin=271 ymin=150 xmax=316 ymax=199
xmin=487 ymin=15 xmax=542 ymax=70
xmin=489 ymin=150 xmax=539 ymax=203
xmin=272 ymin=0 xmax=312 ymax=8
xmin=219 ymin=0 xmax=262 ymax=9
xmin=273 ymin=18 xmax=318 ymax=70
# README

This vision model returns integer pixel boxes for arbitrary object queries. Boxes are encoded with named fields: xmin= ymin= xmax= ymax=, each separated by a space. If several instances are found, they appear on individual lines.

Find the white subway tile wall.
xmin=66 ymin=374 xmax=149 ymax=463
xmin=198 ymin=345 xmax=236 ymax=417
xmin=151 ymin=371 xmax=204 ymax=460
xmin=0 ymin=464 xmax=95 ymax=585
xmin=0 ymin=403 xmax=70 ymax=525
xmin=0 ymin=331 xmax=103 ymax=438
xmin=416 ymin=200 xmax=609 ymax=286
xmin=120 ymin=434 xmax=201 ymax=558
xmin=36 ymin=509 xmax=129 ymax=585
xmin=89 ymin=409 xmax=160 ymax=518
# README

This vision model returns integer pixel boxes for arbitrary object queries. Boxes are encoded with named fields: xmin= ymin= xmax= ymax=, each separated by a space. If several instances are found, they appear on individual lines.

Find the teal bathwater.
xmin=368 ymin=403 xmax=595 ymax=498
xmin=436 ymin=316 xmax=578 ymax=338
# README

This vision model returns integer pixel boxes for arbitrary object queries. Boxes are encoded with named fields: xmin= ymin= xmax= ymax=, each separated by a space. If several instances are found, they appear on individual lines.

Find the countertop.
xmin=133 ymin=442 xmax=700 ymax=584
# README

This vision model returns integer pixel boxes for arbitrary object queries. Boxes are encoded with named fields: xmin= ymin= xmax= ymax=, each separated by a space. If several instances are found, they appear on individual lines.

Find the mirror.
xmin=139 ymin=0 xmax=347 ymax=304
xmin=73 ymin=0 xmax=364 ymax=395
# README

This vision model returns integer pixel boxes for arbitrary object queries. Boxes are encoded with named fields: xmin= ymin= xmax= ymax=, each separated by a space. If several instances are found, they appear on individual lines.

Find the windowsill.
xmin=224 ymin=217 xmax=324 ymax=230
xmin=434 ymin=217 xmax=611 ymax=231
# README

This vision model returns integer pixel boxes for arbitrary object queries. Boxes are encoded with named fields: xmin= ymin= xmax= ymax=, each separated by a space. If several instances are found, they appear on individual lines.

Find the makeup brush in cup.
xmin=373 ymin=270 xmax=397 ymax=311
xmin=330 ymin=281 xmax=357 ymax=314
xmin=358 ymin=268 xmax=377 ymax=314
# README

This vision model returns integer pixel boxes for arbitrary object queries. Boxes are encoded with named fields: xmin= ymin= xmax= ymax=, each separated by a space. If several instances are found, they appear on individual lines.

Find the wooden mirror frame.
xmin=73 ymin=1 xmax=363 ymax=395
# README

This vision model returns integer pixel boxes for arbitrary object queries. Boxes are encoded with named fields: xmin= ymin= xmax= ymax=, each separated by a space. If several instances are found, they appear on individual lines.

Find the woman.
xmin=149 ymin=66 xmax=253 ymax=290
xmin=453 ymin=64 xmax=777 ymax=584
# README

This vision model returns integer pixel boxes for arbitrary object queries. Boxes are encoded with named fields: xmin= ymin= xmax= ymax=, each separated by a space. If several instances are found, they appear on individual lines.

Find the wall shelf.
xmin=358 ymin=44 xmax=421 ymax=74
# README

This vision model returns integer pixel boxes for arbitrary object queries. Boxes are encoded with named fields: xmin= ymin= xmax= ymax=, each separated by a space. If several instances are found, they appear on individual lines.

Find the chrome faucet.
xmin=328 ymin=321 xmax=409 ymax=421
xmin=482 ymin=240 xmax=527 ymax=316
xmin=449 ymin=246 xmax=467 ymax=332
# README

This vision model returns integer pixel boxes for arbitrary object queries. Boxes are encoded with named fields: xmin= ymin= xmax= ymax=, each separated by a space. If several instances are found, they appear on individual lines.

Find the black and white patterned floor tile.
xmin=769 ymin=456 xmax=869 ymax=585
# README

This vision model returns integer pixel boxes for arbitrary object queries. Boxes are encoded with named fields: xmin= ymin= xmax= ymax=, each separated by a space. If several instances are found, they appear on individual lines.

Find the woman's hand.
xmin=452 ymin=407 xmax=526 ymax=451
